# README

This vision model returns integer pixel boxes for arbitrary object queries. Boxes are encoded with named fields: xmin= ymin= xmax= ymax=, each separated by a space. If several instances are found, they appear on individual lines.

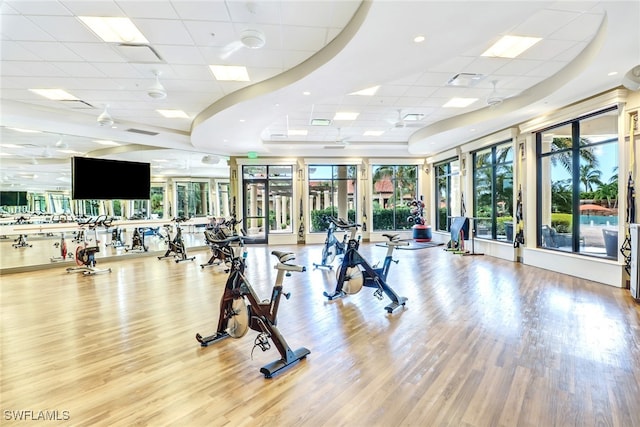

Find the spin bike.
xmin=313 ymin=215 xmax=347 ymax=269
xmin=323 ymin=217 xmax=408 ymax=313
xmin=125 ymin=227 xmax=149 ymax=252
xmin=158 ymin=216 xmax=195 ymax=263
xmin=66 ymin=215 xmax=112 ymax=275
xmin=11 ymin=215 xmax=32 ymax=248
xmin=200 ymin=216 xmax=244 ymax=269
xmin=195 ymin=235 xmax=310 ymax=378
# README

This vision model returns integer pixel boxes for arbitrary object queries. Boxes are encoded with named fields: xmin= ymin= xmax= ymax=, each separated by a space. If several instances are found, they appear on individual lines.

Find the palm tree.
xmin=579 ymin=164 xmax=603 ymax=192
xmin=550 ymin=137 xmax=598 ymax=174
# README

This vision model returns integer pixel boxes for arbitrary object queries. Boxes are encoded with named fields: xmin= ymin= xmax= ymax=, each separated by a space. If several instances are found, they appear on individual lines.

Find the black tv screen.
xmin=0 ymin=191 xmax=27 ymax=206
xmin=72 ymin=157 xmax=150 ymax=200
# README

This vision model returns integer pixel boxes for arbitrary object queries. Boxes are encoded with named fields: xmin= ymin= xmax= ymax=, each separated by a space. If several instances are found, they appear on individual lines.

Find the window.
xmin=537 ymin=107 xmax=619 ymax=258
xmin=372 ymin=165 xmax=418 ymax=230
xmin=268 ymin=166 xmax=293 ymax=234
xmin=434 ymin=159 xmax=460 ymax=232
xmin=308 ymin=165 xmax=357 ymax=232
xmin=473 ymin=141 xmax=514 ymax=241
xmin=176 ymin=181 xmax=209 ymax=218
xmin=150 ymin=185 xmax=164 ymax=218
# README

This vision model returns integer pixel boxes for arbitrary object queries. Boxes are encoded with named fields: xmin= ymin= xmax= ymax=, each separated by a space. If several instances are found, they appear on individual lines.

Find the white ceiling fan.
xmin=334 ymin=128 xmax=350 ymax=146
xmin=387 ymin=109 xmax=424 ymax=130
xmin=486 ymin=80 xmax=505 ymax=107
xmin=220 ymin=3 xmax=266 ymax=60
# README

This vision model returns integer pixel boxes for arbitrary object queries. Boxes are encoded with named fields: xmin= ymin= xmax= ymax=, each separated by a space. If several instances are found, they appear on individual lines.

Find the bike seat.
xmin=271 ymin=250 xmax=295 ymax=263
xmin=382 ymin=233 xmax=399 ymax=241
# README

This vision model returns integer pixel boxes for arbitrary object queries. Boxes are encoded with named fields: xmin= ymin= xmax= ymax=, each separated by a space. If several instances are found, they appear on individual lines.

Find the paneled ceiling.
xmin=1 ymin=0 xmax=638 ymax=191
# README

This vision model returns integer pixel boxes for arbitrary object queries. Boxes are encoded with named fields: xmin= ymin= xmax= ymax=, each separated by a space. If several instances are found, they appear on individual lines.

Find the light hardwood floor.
xmin=1 ymin=241 xmax=639 ymax=426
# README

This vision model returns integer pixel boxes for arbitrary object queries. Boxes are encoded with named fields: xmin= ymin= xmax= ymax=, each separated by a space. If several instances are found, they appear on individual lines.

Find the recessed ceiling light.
xmin=413 ymin=35 xmax=426 ymax=43
xmin=481 ymin=35 xmax=542 ymax=58
xmin=333 ymin=112 xmax=359 ymax=121
xmin=608 ymin=71 xmax=618 ymax=76
xmin=209 ymin=65 xmax=250 ymax=81
xmin=443 ymin=98 xmax=478 ymax=108
xmin=310 ymin=118 xmax=331 ymax=126
xmin=157 ymin=109 xmax=189 ymax=118
xmin=7 ymin=127 xmax=42 ymax=133
xmin=58 ymin=149 xmax=82 ymax=154
xmin=78 ymin=16 xmax=149 ymax=43
xmin=288 ymin=129 xmax=308 ymax=136
xmin=0 ymin=143 xmax=21 ymax=148
xmin=350 ymin=85 xmax=379 ymax=96
xmin=303 ymin=91 xmax=311 ymax=95
xmin=364 ymin=130 xmax=384 ymax=136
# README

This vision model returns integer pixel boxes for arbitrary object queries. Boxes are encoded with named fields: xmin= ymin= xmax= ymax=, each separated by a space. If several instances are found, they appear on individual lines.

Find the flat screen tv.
xmin=0 ymin=191 xmax=28 ymax=206
xmin=72 ymin=157 xmax=150 ymax=200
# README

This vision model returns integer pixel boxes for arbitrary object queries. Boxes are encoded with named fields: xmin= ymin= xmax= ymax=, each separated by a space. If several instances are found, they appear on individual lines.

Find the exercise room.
xmin=1 ymin=1 xmax=639 ymax=426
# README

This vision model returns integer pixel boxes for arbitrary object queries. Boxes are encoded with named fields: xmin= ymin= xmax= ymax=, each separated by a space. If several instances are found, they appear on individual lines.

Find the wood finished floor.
xmin=1 ymin=242 xmax=639 ymax=427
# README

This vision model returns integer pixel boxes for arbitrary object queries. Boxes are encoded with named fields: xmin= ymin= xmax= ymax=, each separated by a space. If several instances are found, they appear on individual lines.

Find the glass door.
xmin=243 ymin=179 xmax=267 ymax=243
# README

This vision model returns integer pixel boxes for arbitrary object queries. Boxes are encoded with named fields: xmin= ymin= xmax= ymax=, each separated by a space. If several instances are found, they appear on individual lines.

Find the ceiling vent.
xmin=115 ymin=43 xmax=164 ymax=64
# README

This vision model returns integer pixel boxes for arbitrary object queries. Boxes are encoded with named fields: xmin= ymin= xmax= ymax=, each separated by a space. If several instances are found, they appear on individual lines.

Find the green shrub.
xmin=551 ymin=213 xmax=572 ymax=233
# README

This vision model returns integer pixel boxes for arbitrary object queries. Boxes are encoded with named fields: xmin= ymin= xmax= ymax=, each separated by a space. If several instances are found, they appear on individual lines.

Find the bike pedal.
xmin=373 ymin=289 xmax=383 ymax=300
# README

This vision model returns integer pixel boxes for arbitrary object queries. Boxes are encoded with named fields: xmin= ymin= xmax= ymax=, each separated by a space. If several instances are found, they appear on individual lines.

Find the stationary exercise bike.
xmin=195 ymin=235 xmax=310 ymax=378
xmin=323 ymin=217 xmax=408 ymax=313
xmin=158 ymin=216 xmax=195 ymax=263
xmin=125 ymin=227 xmax=149 ymax=252
xmin=11 ymin=215 xmax=32 ymax=248
xmin=200 ymin=216 xmax=244 ymax=269
xmin=313 ymin=215 xmax=347 ymax=269
xmin=66 ymin=215 xmax=112 ymax=275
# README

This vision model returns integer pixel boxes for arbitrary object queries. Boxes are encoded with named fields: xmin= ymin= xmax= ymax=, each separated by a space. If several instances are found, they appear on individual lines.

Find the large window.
xmin=308 ymin=165 xmax=357 ymax=232
xmin=150 ymin=185 xmax=164 ymax=219
xmin=372 ymin=165 xmax=418 ymax=230
xmin=176 ymin=181 xmax=209 ymax=218
xmin=473 ymin=141 xmax=514 ymax=241
xmin=434 ymin=159 xmax=460 ymax=232
xmin=537 ymin=107 xmax=619 ymax=258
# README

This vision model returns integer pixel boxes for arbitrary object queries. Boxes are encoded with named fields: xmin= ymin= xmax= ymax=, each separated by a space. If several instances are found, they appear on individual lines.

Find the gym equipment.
xmin=200 ymin=217 xmax=243 ymax=269
xmin=195 ymin=235 xmax=309 ymax=378
xmin=445 ymin=216 xmax=469 ymax=254
xmin=323 ymin=217 xmax=408 ymax=313
xmin=50 ymin=232 xmax=73 ymax=262
xmin=157 ymin=216 xmax=195 ymax=263
xmin=66 ymin=215 xmax=112 ymax=275
xmin=11 ymin=215 xmax=32 ymax=248
xmin=110 ymin=227 xmax=126 ymax=248
xmin=125 ymin=227 xmax=149 ymax=253
xmin=313 ymin=216 xmax=347 ymax=269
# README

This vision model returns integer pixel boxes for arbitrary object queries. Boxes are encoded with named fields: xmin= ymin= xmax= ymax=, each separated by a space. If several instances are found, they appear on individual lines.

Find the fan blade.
xmin=220 ymin=41 xmax=244 ymax=60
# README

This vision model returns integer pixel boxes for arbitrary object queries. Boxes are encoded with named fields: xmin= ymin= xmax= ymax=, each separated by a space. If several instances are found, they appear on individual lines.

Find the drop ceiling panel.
xmin=520 ymin=39 xmax=580 ymax=61
xmin=513 ymin=9 xmax=583 ymax=37
xmin=118 ymin=1 xmax=180 ymax=19
xmin=551 ymin=13 xmax=604 ymax=41
xmin=60 ymin=1 xmax=123 ymax=17
xmin=63 ymin=42 xmax=126 ymax=62
xmin=18 ymin=41 xmax=84 ymax=61
xmin=183 ymin=20 xmax=235 ymax=46
xmin=27 ymin=15 xmax=100 ymax=42
xmin=152 ymin=45 xmax=202 ymax=64
xmin=3 ymin=0 xmax=73 ymax=16
xmin=172 ymin=1 xmax=231 ymax=21
xmin=134 ymin=19 xmax=195 ymax=45
xmin=0 ymin=41 xmax=41 ymax=60
xmin=52 ymin=61 xmax=105 ymax=78
xmin=0 ymin=15 xmax=56 ymax=41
